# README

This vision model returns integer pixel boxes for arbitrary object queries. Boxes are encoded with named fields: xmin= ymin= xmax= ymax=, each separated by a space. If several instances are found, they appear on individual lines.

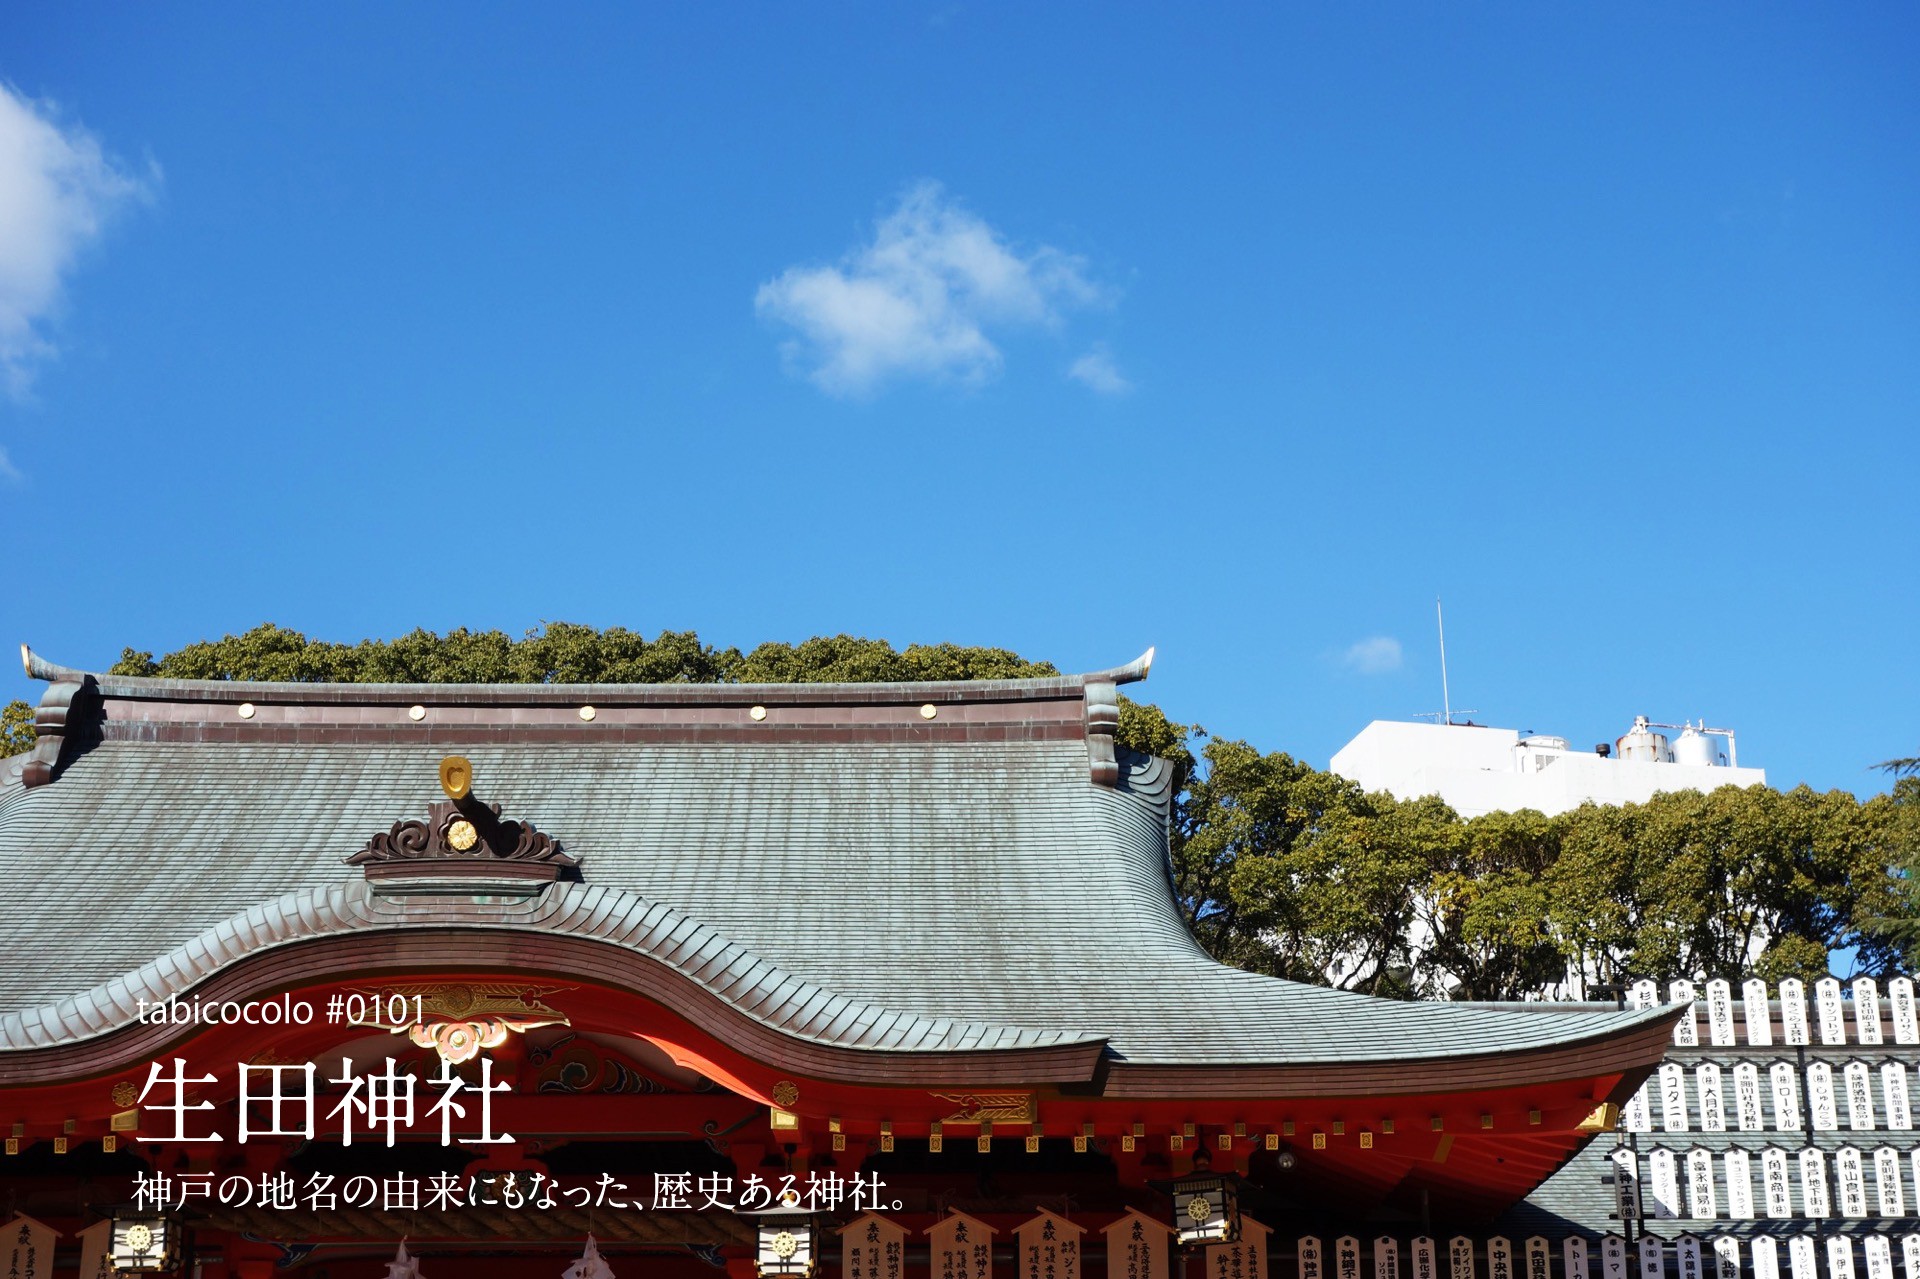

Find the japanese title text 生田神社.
xmin=131 ymin=1057 xmax=900 ymax=1215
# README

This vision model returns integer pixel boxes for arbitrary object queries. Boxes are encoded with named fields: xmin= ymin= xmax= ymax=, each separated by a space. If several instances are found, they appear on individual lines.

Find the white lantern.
xmin=110 ymin=1217 xmax=181 ymax=1273
xmin=1170 ymin=1171 xmax=1240 ymax=1247
xmin=753 ymin=1197 xmax=816 ymax=1278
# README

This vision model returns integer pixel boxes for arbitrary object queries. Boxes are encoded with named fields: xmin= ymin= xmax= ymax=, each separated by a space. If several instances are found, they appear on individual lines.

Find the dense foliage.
xmin=0 ymin=699 xmax=31 ymax=757
xmin=1171 ymin=735 xmax=1917 ymax=997
xmin=5 ymin=623 xmax=1914 ymax=994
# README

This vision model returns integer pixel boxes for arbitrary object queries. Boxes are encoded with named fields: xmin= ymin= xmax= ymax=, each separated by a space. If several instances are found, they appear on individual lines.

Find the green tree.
xmin=730 ymin=635 xmax=1055 ymax=684
xmin=1861 ymin=771 xmax=1920 ymax=971
xmin=1544 ymin=784 xmax=1906 ymax=987
xmin=1420 ymin=808 xmax=1567 ymax=1000
xmin=110 ymin=622 xmax=742 ymax=685
xmin=1 ymin=700 xmax=32 ymax=757
xmin=1173 ymin=739 xmax=1442 ymax=995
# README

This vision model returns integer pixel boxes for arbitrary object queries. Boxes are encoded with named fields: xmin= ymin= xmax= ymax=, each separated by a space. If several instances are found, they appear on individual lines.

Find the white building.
xmin=1329 ymin=715 xmax=1766 ymax=818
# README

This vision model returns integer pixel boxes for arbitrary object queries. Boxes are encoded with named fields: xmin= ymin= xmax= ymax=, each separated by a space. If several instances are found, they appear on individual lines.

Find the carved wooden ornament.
xmin=346 ymin=758 xmax=575 ymax=893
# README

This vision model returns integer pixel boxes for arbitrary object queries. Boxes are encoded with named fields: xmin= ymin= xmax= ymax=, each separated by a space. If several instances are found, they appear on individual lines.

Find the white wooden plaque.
xmin=1672 ymin=980 xmax=1700 ymax=1046
xmin=1650 ymin=1148 xmax=1682 ymax=1219
xmin=1829 ymin=1237 xmax=1859 ymax=1279
xmin=1525 ymin=1238 xmax=1549 ymax=1279
xmin=1600 ymin=1236 xmax=1627 ymax=1279
xmin=1712 ymin=1229 xmax=1743 ymax=1275
xmin=1695 ymin=1064 xmax=1726 ymax=1132
xmin=1877 ymin=1145 xmax=1907 ymax=1217
xmin=1686 ymin=1148 xmax=1717 ymax=1219
xmin=1866 ymin=1235 xmax=1895 ymax=1279
xmin=1676 ymin=1235 xmax=1702 ymax=1279
xmin=1661 ymin=1064 xmax=1691 ymax=1133
xmin=1743 ymin=978 xmax=1774 ymax=1045
xmin=1488 ymin=1237 xmax=1514 ymax=1279
xmin=1818 ymin=977 xmax=1849 ymax=1045
xmin=1836 ymin=1144 xmax=1869 ymax=1216
xmin=1709 ymin=1238 xmax=1738 ymax=1279
xmin=1300 ymin=1237 xmax=1324 ymax=1279
xmin=1637 ymin=1235 xmax=1663 ymax=1279
xmin=1771 ymin=1061 xmax=1803 ymax=1130
xmin=1450 ymin=1237 xmax=1476 ymax=1279
xmin=1734 ymin=1062 xmax=1765 ymax=1131
xmin=1412 ymin=1237 xmax=1437 ymax=1279
xmin=1786 ymin=1237 xmax=1816 ymax=1279
xmin=1900 ymin=1234 xmax=1920 ymax=1279
xmin=1857 ymin=977 xmax=1886 ymax=1044
xmin=1706 ymin=980 xmax=1736 ymax=1046
xmin=1811 ymin=1061 xmax=1841 ymax=1131
xmin=1891 ymin=977 xmax=1919 ymax=1044
xmin=1761 ymin=1147 xmax=1794 ymax=1218
xmin=1848 ymin=1060 xmax=1879 ymax=1130
xmin=1799 ymin=1147 xmax=1832 ymax=1217
xmin=1563 ymin=1237 xmax=1588 ymax=1279
xmin=1614 ymin=1148 xmax=1643 ymax=1222
xmin=1781 ymin=979 xmax=1810 ymax=1046
xmin=1336 ymin=1235 xmax=1362 ymax=1279
xmin=1750 ymin=1237 xmax=1779 ymax=1279
xmin=1625 ymin=1081 xmax=1653 ymax=1134
xmin=1376 ymin=1237 xmax=1400 ymax=1279
xmin=1723 ymin=1149 xmax=1755 ymax=1219
xmin=1886 ymin=1062 xmax=1914 ymax=1130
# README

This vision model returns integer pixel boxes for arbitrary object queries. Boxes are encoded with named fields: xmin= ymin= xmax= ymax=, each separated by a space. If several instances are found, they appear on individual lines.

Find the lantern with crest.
xmin=752 ymin=1189 xmax=817 ymax=1277
xmin=1169 ymin=1152 xmax=1241 ymax=1247
xmin=110 ymin=1216 xmax=182 ymax=1273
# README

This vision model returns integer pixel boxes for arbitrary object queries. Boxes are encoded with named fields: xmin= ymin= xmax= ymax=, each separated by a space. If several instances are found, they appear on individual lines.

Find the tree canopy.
xmin=5 ymin=622 xmax=1914 ymax=993
xmin=100 ymin=622 xmax=1063 ymax=687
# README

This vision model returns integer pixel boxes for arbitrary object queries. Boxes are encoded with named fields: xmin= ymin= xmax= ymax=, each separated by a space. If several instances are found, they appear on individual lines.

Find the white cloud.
xmin=1067 ymin=344 xmax=1131 ymax=395
xmin=756 ymin=181 xmax=1102 ymax=395
xmin=0 ymin=83 xmax=156 ymax=399
xmin=1342 ymin=636 xmax=1404 ymax=674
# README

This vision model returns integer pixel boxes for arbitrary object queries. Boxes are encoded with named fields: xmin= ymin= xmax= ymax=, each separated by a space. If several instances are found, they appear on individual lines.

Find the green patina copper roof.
xmin=0 ymin=655 xmax=1668 ymax=1068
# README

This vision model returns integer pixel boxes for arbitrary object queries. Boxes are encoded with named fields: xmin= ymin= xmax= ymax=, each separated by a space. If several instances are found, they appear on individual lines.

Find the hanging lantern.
xmin=1170 ymin=1169 xmax=1240 ymax=1247
xmin=384 ymin=1241 xmax=422 ymax=1279
xmin=753 ymin=1191 xmax=816 ymax=1277
xmin=563 ymin=1236 xmax=616 ymax=1279
xmin=110 ymin=1216 xmax=182 ymax=1273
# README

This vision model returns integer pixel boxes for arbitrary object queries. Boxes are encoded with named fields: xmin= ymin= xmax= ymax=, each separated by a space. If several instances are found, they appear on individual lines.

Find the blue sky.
xmin=2 ymin=4 xmax=1915 ymax=795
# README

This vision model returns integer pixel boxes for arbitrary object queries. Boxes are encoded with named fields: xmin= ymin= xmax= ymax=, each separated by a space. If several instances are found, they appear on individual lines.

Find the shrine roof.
xmin=0 ymin=647 xmax=1673 ymax=1084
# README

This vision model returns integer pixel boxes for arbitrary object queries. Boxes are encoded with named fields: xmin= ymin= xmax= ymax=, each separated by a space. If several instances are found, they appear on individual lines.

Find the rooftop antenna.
xmin=1412 ymin=598 xmax=1477 ymax=725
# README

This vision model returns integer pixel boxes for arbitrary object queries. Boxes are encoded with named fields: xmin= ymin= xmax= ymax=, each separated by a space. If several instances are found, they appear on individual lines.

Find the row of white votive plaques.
xmin=1625 ymin=1061 xmax=1915 ymax=1134
xmin=1622 ymin=1145 xmax=1920 ymax=1221
xmin=1303 ymin=1233 xmax=1920 ymax=1279
xmin=1632 ymin=977 xmax=1919 ymax=1048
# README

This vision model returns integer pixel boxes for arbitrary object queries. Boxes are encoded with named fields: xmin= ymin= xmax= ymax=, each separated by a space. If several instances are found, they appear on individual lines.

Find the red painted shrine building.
xmin=0 ymin=649 xmax=1677 ymax=1279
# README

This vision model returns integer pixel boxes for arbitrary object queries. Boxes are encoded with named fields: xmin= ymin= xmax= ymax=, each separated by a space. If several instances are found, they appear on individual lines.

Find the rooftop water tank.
xmin=1615 ymin=716 xmax=1673 ymax=763
xmin=1672 ymin=725 xmax=1723 ymax=768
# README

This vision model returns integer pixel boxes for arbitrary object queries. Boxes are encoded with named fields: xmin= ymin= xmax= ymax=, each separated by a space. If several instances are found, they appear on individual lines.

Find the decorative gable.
xmin=345 ymin=755 xmax=576 ymax=894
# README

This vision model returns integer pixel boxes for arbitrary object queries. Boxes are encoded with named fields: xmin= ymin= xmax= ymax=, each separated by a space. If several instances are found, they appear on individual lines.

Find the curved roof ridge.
xmin=1170 ymin=958 xmax=1682 ymax=1052
xmin=0 ymin=880 xmax=1104 ymax=1057
xmin=20 ymin=644 xmax=1153 ymax=704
